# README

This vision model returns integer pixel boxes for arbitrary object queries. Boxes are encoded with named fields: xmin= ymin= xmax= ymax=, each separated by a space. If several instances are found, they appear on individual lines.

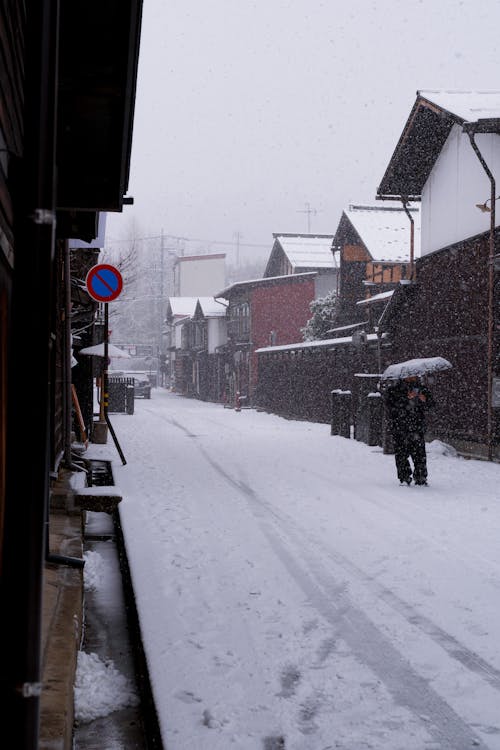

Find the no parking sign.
xmin=86 ymin=264 xmax=123 ymax=302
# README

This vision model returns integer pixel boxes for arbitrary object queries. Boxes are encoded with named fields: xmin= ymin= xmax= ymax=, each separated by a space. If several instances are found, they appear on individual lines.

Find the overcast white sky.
xmin=106 ymin=0 xmax=500 ymax=264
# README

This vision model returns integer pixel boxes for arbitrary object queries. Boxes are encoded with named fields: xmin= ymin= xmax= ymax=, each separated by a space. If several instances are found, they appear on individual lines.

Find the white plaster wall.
xmin=174 ymin=323 xmax=183 ymax=349
xmin=207 ymin=318 xmax=227 ymax=354
xmin=178 ymin=257 xmax=226 ymax=296
xmin=421 ymin=126 xmax=500 ymax=254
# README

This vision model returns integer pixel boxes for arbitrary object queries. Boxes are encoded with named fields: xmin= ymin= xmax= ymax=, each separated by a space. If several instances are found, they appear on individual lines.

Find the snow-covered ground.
xmin=78 ymin=388 xmax=500 ymax=749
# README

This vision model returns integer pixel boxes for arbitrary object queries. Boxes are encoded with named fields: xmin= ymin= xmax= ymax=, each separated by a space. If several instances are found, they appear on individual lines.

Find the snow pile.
xmin=82 ymin=549 xmax=105 ymax=591
xmin=427 ymin=439 xmax=458 ymax=457
xmin=74 ymin=651 xmax=139 ymax=723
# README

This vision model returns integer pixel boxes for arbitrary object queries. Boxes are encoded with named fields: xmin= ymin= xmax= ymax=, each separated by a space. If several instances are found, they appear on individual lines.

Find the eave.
xmin=377 ymin=95 xmax=455 ymax=198
xmin=377 ymin=91 xmax=500 ymax=200
xmin=56 ymin=0 xmax=143 ymax=217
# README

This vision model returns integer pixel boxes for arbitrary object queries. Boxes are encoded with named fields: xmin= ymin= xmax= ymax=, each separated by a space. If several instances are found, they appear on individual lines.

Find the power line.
xmin=105 ymin=232 xmax=269 ymax=249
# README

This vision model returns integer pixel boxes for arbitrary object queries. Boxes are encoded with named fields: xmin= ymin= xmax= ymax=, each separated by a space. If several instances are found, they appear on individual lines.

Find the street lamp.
xmin=475 ymin=195 xmax=500 ymax=213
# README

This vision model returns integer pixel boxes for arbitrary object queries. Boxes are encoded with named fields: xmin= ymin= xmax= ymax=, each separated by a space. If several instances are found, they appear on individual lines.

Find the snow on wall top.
xmin=256 ymin=332 xmax=381 ymax=354
xmin=346 ymin=205 xmax=421 ymax=262
xmin=356 ymin=289 xmax=394 ymax=306
xmin=274 ymin=235 xmax=336 ymax=269
xmin=419 ymin=89 xmax=500 ymax=122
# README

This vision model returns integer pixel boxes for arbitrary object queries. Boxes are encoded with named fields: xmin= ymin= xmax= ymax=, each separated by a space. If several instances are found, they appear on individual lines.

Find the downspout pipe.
xmin=466 ymin=129 xmax=495 ymax=461
xmin=401 ymin=198 xmax=415 ymax=281
xmin=64 ymin=239 xmax=73 ymax=466
xmin=376 ymin=193 xmax=419 ymax=281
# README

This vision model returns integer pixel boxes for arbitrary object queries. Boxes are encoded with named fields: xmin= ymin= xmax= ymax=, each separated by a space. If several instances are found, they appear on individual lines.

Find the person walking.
xmin=384 ymin=375 xmax=434 ymax=486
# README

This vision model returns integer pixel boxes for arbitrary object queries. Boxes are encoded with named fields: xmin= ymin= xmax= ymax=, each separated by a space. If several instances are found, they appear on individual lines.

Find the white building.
xmin=377 ymin=89 xmax=500 ymax=256
xmin=173 ymin=253 xmax=226 ymax=297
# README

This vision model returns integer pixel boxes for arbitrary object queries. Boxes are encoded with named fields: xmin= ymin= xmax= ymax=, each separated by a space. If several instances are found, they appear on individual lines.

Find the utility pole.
xmin=159 ymin=229 xmax=165 ymax=359
xmin=297 ymin=202 xmax=317 ymax=233
xmin=234 ymin=230 xmax=242 ymax=267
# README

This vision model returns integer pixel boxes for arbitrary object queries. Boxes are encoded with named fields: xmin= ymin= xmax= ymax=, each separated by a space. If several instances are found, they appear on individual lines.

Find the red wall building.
xmin=249 ymin=275 xmax=316 ymax=391
xmin=216 ymin=273 xmax=317 ymax=402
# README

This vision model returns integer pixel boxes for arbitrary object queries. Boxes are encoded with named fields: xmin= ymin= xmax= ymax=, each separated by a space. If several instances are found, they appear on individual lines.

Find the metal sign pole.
xmin=103 ymin=302 xmax=109 ymax=420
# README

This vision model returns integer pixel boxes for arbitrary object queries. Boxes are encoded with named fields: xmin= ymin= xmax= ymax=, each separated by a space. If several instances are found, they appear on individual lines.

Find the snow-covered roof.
xmin=273 ymin=234 xmax=336 ymax=269
xmin=378 ymin=90 xmax=500 ymax=198
xmin=167 ymin=297 xmax=199 ymax=317
xmin=344 ymin=205 xmax=420 ymax=262
xmin=197 ymin=297 xmax=228 ymax=317
xmin=356 ymin=290 xmax=394 ymax=306
xmin=419 ymin=89 xmax=500 ymax=122
xmin=215 ymin=272 xmax=317 ymax=299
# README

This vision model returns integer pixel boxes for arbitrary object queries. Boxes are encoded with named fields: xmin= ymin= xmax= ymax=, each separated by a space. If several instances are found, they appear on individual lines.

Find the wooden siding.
xmin=382 ymin=233 xmax=499 ymax=456
xmin=343 ymin=243 xmax=370 ymax=262
xmin=0 ymin=4 xmax=25 ymax=264
xmin=256 ymin=341 xmax=382 ymax=427
xmin=366 ymin=261 xmax=411 ymax=284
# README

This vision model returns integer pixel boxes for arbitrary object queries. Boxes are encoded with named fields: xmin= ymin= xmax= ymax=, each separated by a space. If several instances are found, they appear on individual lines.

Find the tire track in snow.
xmin=191 ymin=444 xmax=486 ymax=750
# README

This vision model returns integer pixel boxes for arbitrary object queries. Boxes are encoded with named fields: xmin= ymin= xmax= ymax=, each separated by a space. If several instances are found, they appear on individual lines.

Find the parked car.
xmin=130 ymin=372 xmax=151 ymax=399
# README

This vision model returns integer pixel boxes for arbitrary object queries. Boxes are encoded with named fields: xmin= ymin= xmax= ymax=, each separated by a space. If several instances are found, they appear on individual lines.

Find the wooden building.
xmin=178 ymin=297 xmax=228 ymax=401
xmin=332 ymin=204 xmax=420 ymax=326
xmin=376 ymin=89 xmax=500 ymax=459
xmin=0 ymin=4 xmax=143 ymax=745
xmin=215 ymin=273 xmax=318 ymax=404
xmin=264 ymin=233 xmax=338 ymax=297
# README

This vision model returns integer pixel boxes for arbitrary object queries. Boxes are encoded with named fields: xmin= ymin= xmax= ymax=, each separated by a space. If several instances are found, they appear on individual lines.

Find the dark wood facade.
xmin=381 ymin=233 xmax=498 ymax=456
xmin=333 ymin=208 xmax=414 ymax=326
xmin=0 ymin=4 xmax=143 ymax=746
xmin=256 ymin=337 xmax=384 ymax=433
xmin=255 ymin=226 xmax=498 ymax=460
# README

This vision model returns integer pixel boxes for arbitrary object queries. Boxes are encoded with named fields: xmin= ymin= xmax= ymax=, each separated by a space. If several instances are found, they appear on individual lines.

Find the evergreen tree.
xmin=301 ymin=290 xmax=338 ymax=341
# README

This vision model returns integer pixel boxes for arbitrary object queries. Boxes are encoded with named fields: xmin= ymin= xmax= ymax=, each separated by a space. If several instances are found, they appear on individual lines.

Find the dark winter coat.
xmin=384 ymin=380 xmax=434 ymax=435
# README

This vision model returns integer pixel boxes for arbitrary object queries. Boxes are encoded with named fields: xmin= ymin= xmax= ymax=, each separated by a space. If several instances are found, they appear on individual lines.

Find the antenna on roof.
xmin=297 ymin=202 xmax=319 ymax=233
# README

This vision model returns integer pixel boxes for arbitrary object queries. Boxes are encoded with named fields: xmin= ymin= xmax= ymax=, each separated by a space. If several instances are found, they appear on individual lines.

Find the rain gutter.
xmin=463 ymin=124 xmax=496 ymax=461
xmin=401 ymin=200 xmax=415 ymax=280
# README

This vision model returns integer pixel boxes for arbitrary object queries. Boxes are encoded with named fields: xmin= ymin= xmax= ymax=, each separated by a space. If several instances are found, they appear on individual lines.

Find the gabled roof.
xmin=377 ymin=90 xmax=500 ymax=198
xmin=167 ymin=297 xmax=199 ymax=318
xmin=265 ymin=233 xmax=336 ymax=275
xmin=167 ymin=296 xmax=228 ymax=321
xmin=335 ymin=204 xmax=420 ymax=262
xmin=195 ymin=298 xmax=228 ymax=317
xmin=274 ymin=234 xmax=336 ymax=268
xmin=215 ymin=272 xmax=317 ymax=299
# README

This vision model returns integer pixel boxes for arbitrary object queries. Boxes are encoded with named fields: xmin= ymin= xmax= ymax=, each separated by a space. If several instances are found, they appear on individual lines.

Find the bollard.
xmin=331 ymin=389 xmax=351 ymax=438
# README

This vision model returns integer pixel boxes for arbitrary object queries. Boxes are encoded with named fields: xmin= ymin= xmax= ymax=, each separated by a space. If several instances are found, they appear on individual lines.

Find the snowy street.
xmin=111 ymin=390 xmax=500 ymax=750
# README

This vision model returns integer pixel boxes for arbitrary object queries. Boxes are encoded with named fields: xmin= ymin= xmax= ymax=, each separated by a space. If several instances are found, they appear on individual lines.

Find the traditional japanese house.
xmin=180 ymin=297 xmax=228 ymax=400
xmin=215 ymin=273 xmax=319 ymax=404
xmin=165 ymin=297 xmax=199 ymax=392
xmin=376 ymin=89 xmax=500 ymax=459
xmin=0 ymin=3 xmax=143 ymax=743
xmin=264 ymin=233 xmax=338 ymax=296
xmin=332 ymin=204 xmax=420 ymax=326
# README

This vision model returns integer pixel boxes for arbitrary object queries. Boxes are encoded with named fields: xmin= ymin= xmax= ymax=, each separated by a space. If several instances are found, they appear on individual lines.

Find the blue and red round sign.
xmin=86 ymin=264 xmax=123 ymax=303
